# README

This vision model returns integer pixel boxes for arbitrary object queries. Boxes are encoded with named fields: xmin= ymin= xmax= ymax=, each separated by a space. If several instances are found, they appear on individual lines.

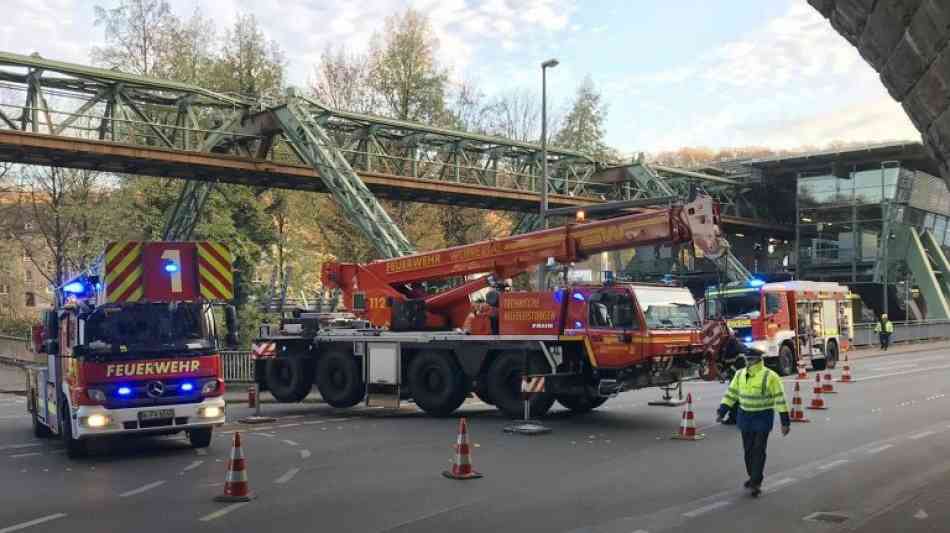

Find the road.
xmin=1 ymin=347 xmax=950 ymax=533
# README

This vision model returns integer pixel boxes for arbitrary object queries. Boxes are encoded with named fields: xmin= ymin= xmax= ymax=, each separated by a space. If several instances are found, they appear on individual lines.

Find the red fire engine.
xmin=27 ymin=242 xmax=236 ymax=457
xmin=252 ymin=194 xmax=727 ymax=418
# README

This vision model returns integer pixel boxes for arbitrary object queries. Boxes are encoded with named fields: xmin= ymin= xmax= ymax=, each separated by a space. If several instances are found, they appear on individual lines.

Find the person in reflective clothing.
xmin=716 ymin=349 xmax=790 ymax=497
xmin=874 ymin=313 xmax=894 ymax=351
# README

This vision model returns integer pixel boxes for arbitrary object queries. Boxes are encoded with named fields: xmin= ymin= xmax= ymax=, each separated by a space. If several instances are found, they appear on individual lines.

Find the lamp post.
xmin=537 ymin=58 xmax=559 ymax=290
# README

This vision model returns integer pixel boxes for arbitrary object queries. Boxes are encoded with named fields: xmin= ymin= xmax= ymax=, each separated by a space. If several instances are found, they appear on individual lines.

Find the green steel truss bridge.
xmin=0 ymin=50 xmax=768 ymax=278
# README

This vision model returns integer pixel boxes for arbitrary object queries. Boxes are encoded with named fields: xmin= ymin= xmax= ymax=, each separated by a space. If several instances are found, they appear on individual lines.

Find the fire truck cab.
xmin=704 ymin=280 xmax=853 ymax=376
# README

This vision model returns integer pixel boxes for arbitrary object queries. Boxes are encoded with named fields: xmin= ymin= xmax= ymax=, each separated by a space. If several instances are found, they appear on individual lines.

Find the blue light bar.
xmin=62 ymin=281 xmax=86 ymax=293
xmin=748 ymin=278 xmax=766 ymax=288
xmin=180 ymin=382 xmax=194 ymax=392
xmin=117 ymin=386 xmax=132 ymax=396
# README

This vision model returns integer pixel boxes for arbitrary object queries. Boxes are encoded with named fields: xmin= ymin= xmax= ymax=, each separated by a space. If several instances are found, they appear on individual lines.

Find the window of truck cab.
xmin=588 ymin=290 xmax=638 ymax=330
xmin=704 ymin=289 xmax=761 ymax=319
xmin=76 ymin=302 xmax=212 ymax=357
xmin=633 ymin=286 xmax=700 ymax=329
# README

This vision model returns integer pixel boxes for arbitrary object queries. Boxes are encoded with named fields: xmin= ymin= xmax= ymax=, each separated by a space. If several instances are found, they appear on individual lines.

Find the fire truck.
xmin=27 ymin=241 xmax=236 ymax=457
xmin=252 ymin=194 xmax=728 ymax=418
xmin=704 ymin=280 xmax=854 ymax=376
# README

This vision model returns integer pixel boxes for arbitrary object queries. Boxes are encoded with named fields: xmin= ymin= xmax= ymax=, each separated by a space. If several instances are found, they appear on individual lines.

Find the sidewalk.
xmin=848 ymin=339 xmax=950 ymax=361
xmin=223 ymin=383 xmax=324 ymax=405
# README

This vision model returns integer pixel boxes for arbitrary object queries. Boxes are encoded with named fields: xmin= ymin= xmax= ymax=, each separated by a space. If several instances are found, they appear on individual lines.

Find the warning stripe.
xmin=105 ymin=242 xmax=143 ymax=303
xmin=197 ymin=241 xmax=233 ymax=300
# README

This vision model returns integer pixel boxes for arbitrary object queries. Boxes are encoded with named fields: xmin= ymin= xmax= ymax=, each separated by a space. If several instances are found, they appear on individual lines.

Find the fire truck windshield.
xmin=632 ymin=287 xmax=701 ymax=330
xmin=706 ymin=289 xmax=761 ymax=319
xmin=76 ymin=302 xmax=213 ymax=358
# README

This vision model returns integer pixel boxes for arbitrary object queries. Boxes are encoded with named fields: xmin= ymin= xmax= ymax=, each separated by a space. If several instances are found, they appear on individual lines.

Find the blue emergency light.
xmin=743 ymin=336 xmax=753 ymax=343
xmin=62 ymin=281 xmax=86 ymax=293
xmin=117 ymin=386 xmax=132 ymax=396
xmin=748 ymin=278 xmax=766 ymax=288
xmin=163 ymin=261 xmax=179 ymax=273
xmin=180 ymin=382 xmax=194 ymax=392
xmin=572 ymin=292 xmax=585 ymax=301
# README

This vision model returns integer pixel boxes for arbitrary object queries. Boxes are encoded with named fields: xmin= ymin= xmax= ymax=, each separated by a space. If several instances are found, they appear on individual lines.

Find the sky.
xmin=0 ymin=0 xmax=922 ymax=155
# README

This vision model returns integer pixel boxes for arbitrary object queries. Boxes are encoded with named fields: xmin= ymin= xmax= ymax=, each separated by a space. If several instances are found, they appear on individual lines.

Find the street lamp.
xmin=537 ymin=57 xmax=559 ymax=290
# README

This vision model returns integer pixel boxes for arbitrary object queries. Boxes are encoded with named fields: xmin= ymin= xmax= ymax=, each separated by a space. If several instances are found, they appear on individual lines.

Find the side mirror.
xmin=224 ymin=305 xmax=239 ymax=349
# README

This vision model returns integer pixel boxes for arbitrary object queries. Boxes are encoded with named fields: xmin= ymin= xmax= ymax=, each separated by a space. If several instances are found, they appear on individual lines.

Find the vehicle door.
xmin=586 ymin=289 xmax=641 ymax=368
xmin=763 ymin=291 xmax=790 ymax=341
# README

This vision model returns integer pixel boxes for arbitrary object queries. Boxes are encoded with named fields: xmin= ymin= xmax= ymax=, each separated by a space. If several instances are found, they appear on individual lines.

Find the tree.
xmin=92 ymin=0 xmax=178 ymax=77
xmin=486 ymin=89 xmax=540 ymax=142
xmin=554 ymin=76 xmax=616 ymax=160
xmin=210 ymin=14 xmax=285 ymax=100
xmin=310 ymin=46 xmax=381 ymax=113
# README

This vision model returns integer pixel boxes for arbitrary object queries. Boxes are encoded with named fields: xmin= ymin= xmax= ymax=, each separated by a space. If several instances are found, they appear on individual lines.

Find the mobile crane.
xmin=252 ymin=193 xmax=728 ymax=418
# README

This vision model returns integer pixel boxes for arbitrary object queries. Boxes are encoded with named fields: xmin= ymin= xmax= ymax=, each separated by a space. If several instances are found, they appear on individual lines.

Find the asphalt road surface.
xmin=2 ymin=347 xmax=950 ymax=533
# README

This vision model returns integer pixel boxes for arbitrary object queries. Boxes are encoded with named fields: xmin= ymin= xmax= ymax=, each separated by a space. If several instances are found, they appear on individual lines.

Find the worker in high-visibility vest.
xmin=874 ymin=313 xmax=894 ymax=351
xmin=716 ymin=349 xmax=790 ymax=497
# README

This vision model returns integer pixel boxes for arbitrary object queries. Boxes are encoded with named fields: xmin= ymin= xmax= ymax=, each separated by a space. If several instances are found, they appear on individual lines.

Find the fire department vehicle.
xmin=253 ymin=194 xmax=728 ymax=418
xmin=27 ymin=241 xmax=235 ymax=457
xmin=704 ymin=280 xmax=853 ymax=376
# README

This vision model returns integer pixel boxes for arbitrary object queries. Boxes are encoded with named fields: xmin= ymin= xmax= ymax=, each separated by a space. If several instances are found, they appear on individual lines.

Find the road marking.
xmin=0 ymin=415 xmax=25 ymax=419
xmin=282 ymin=439 xmax=299 ymax=446
xmin=252 ymin=432 xmax=275 ymax=438
xmin=302 ymin=417 xmax=354 ymax=426
xmin=274 ymin=467 xmax=300 ymax=484
xmin=119 ymin=480 xmax=166 ymax=498
xmin=0 ymin=513 xmax=67 ymax=533
xmin=199 ymin=502 xmax=250 ymax=522
xmin=866 ymin=444 xmax=893 ymax=455
xmin=182 ymin=460 xmax=204 ymax=472
xmin=817 ymin=460 xmax=849 ymax=471
xmin=856 ymin=362 xmax=950 ymax=382
xmin=682 ymin=500 xmax=731 ymax=518
xmin=909 ymin=430 xmax=936 ymax=440
xmin=195 ymin=448 xmax=208 ymax=456
xmin=278 ymin=423 xmax=301 ymax=428
xmin=299 ymin=449 xmax=311 ymax=459
xmin=914 ymin=509 xmax=929 ymax=519
xmin=9 ymin=452 xmax=41 ymax=459
xmin=249 ymin=426 xmax=273 ymax=431
xmin=762 ymin=477 xmax=796 ymax=493
xmin=0 ymin=443 xmax=41 ymax=451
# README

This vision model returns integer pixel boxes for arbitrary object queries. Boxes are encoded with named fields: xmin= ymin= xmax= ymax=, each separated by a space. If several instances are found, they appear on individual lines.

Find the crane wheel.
xmin=408 ymin=351 xmax=466 ymax=417
xmin=265 ymin=357 xmax=313 ymax=403
xmin=315 ymin=350 xmax=364 ymax=408
xmin=557 ymin=393 xmax=608 ymax=414
xmin=486 ymin=351 xmax=555 ymax=419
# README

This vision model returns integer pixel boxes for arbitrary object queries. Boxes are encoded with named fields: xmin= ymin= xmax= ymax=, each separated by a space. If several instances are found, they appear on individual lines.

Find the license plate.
xmin=138 ymin=409 xmax=174 ymax=421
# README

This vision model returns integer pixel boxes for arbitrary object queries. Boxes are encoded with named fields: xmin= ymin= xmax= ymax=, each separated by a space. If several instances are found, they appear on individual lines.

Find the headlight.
xmin=86 ymin=388 xmax=106 ymax=402
xmin=201 ymin=380 xmax=220 ymax=395
xmin=84 ymin=414 xmax=110 ymax=428
xmin=199 ymin=406 xmax=222 ymax=418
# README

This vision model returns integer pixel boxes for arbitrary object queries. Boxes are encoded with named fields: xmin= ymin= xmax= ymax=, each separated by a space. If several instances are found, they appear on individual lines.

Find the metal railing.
xmin=221 ymin=350 xmax=255 ymax=383
xmin=851 ymin=319 xmax=950 ymax=347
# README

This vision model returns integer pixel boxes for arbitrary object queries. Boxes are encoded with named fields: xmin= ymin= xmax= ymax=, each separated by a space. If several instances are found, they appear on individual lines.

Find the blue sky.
xmin=1 ymin=0 xmax=920 ymax=155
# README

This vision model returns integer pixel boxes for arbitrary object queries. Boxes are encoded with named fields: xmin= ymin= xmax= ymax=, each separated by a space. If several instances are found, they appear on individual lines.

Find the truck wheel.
xmin=315 ymin=350 xmax=364 ymax=408
xmin=778 ymin=344 xmax=796 ymax=377
xmin=557 ymin=393 xmax=608 ymax=414
xmin=32 ymin=394 xmax=52 ymax=439
xmin=188 ymin=427 xmax=213 ymax=448
xmin=60 ymin=402 xmax=87 ymax=459
xmin=825 ymin=341 xmax=839 ymax=369
xmin=265 ymin=357 xmax=313 ymax=403
xmin=486 ymin=351 xmax=555 ymax=419
xmin=408 ymin=351 xmax=467 ymax=417
xmin=473 ymin=382 xmax=495 ymax=405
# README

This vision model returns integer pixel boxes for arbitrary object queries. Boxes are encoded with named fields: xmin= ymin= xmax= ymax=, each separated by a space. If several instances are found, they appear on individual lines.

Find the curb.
xmin=849 ymin=340 xmax=950 ymax=361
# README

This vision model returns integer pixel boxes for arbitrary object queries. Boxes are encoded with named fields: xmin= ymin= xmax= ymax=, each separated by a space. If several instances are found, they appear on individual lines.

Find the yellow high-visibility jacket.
xmin=874 ymin=320 xmax=894 ymax=334
xmin=721 ymin=361 xmax=789 ymax=415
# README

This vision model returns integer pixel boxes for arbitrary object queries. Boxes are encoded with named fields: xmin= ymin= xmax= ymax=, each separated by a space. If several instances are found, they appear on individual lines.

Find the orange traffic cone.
xmin=215 ymin=432 xmax=255 ymax=502
xmin=807 ymin=373 xmax=827 ymax=410
xmin=672 ymin=393 xmax=705 ymax=440
xmin=443 ymin=418 xmax=482 ymax=480
xmin=796 ymin=358 xmax=808 ymax=380
xmin=837 ymin=354 xmax=853 ymax=383
xmin=789 ymin=381 xmax=810 ymax=423
xmin=822 ymin=371 xmax=837 ymax=394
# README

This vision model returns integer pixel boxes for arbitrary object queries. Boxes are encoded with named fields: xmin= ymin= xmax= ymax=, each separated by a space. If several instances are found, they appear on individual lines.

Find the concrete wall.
xmin=809 ymin=0 xmax=950 ymax=182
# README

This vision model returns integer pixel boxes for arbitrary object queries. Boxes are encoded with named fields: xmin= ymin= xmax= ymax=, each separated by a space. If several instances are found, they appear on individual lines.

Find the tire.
xmin=265 ymin=357 xmax=313 ymax=403
xmin=825 ymin=341 xmax=839 ymax=369
xmin=188 ymin=427 xmax=213 ymax=448
xmin=557 ymin=393 xmax=608 ymax=414
xmin=32 ymin=394 xmax=53 ymax=439
xmin=315 ymin=350 xmax=364 ymax=408
xmin=407 ymin=351 xmax=467 ymax=417
xmin=473 ymin=382 xmax=495 ymax=405
xmin=60 ymin=400 xmax=87 ymax=459
xmin=777 ymin=344 xmax=796 ymax=377
xmin=485 ymin=351 xmax=555 ymax=419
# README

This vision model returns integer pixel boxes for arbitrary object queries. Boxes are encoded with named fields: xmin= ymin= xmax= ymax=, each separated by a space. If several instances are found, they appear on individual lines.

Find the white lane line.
xmin=199 ymin=502 xmax=251 ymax=522
xmin=762 ymin=477 xmax=796 ymax=493
xmin=299 ymin=449 xmax=311 ymax=459
xmin=182 ymin=460 xmax=204 ymax=472
xmin=9 ymin=453 xmax=41 ymax=459
xmin=301 ymin=417 xmax=354 ymax=426
xmin=0 ymin=443 xmax=41 ymax=451
xmin=282 ymin=439 xmax=299 ymax=446
xmin=0 ymin=415 xmax=26 ymax=419
xmin=252 ymin=432 xmax=275 ymax=438
xmin=119 ymin=480 xmax=166 ymax=498
xmin=682 ymin=500 xmax=731 ymax=518
xmin=817 ymin=459 xmax=849 ymax=471
xmin=249 ymin=426 xmax=273 ymax=431
xmin=856 ymin=363 xmax=950 ymax=382
xmin=867 ymin=444 xmax=894 ymax=455
xmin=274 ymin=467 xmax=301 ymax=485
xmin=277 ymin=423 xmax=301 ymax=428
xmin=0 ymin=513 xmax=67 ymax=533
xmin=909 ymin=430 xmax=936 ymax=440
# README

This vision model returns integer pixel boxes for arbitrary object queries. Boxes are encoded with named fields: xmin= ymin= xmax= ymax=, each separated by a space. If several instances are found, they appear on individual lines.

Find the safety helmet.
xmin=881 ymin=313 xmax=888 ymax=319
xmin=744 ymin=348 xmax=765 ymax=364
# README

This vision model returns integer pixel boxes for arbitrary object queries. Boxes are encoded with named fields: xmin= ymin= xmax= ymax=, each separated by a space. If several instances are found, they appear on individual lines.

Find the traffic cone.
xmin=807 ymin=373 xmax=827 ymax=410
xmin=443 ymin=418 xmax=482 ymax=480
xmin=789 ymin=381 xmax=810 ymax=423
xmin=215 ymin=432 xmax=255 ymax=502
xmin=837 ymin=354 xmax=853 ymax=383
xmin=796 ymin=358 xmax=808 ymax=380
xmin=822 ymin=371 xmax=837 ymax=393
xmin=672 ymin=393 xmax=705 ymax=440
